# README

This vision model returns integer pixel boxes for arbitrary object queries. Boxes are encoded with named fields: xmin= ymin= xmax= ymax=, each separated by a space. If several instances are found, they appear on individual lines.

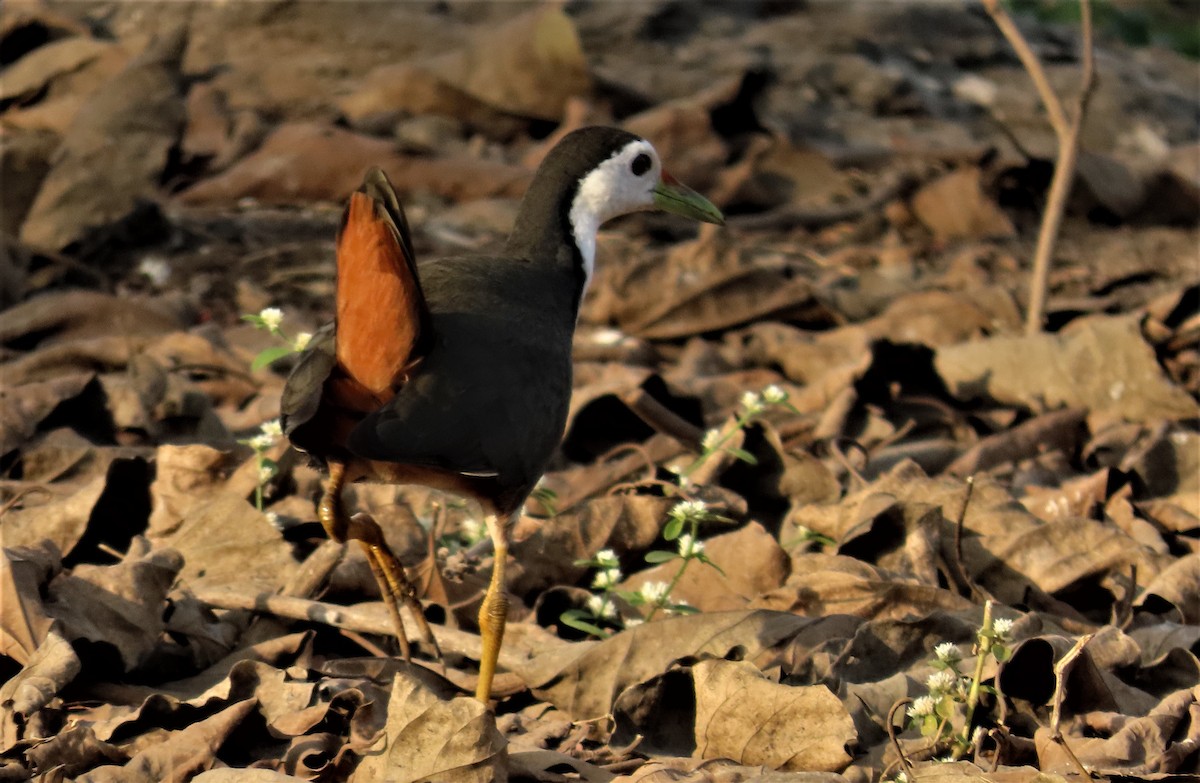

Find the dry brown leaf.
xmin=74 ymin=698 xmax=257 ymax=783
xmin=349 ymin=669 xmax=506 ymax=783
xmin=911 ymin=760 xmax=1069 ymax=783
xmin=0 ymin=543 xmax=59 ymax=666
xmin=148 ymin=444 xmax=241 ymax=538
xmin=756 ymin=556 xmax=973 ymax=621
xmin=691 ymin=659 xmax=856 ymax=772
xmin=176 ymin=121 xmax=531 ymax=206
xmin=526 ymin=610 xmax=816 ymax=720
xmin=910 ymin=166 xmax=1016 ymax=242
xmin=20 ymin=28 xmax=186 ymax=250
xmin=1 ymin=472 xmax=106 ymax=555
xmin=1035 ymin=685 xmax=1199 ymax=775
xmin=623 ymin=522 xmax=789 ymax=613
xmin=0 ymin=289 xmax=186 ymax=349
xmin=44 ymin=537 xmax=181 ymax=672
xmin=0 ymin=372 xmax=94 ymax=454
xmin=0 ymin=628 xmax=80 ymax=754
xmin=193 ymin=771 xmax=310 ymax=782
xmin=427 ymin=6 xmax=590 ymax=121
xmin=1137 ymin=553 xmax=1200 ymax=624
xmin=0 ymin=35 xmax=126 ymax=109
xmin=935 ymin=315 xmax=1200 ymax=423
xmin=611 ymin=758 xmax=848 ymax=782
xmin=155 ymin=493 xmax=298 ymax=593
xmin=25 ymin=724 xmax=127 ymax=778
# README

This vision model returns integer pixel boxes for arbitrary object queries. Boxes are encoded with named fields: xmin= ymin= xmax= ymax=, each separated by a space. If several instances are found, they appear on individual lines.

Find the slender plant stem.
xmin=959 ymin=599 xmax=995 ymax=756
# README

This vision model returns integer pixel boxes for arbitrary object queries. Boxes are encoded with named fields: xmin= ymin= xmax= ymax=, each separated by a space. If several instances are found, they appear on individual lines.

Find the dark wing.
xmin=281 ymin=167 xmax=429 ymax=456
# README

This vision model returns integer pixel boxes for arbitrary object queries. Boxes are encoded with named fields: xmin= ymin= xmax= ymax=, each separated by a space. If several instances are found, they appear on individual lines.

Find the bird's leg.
xmin=318 ymin=461 xmax=441 ymax=663
xmin=475 ymin=513 xmax=513 ymax=704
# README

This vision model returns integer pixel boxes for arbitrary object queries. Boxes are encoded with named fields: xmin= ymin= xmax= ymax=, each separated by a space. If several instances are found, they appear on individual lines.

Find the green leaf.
xmin=644 ymin=550 xmax=679 ymax=564
xmin=669 ymin=603 xmax=699 ymax=615
xmin=663 ymin=516 xmax=684 ymax=540
xmin=724 ymin=446 xmax=759 ymax=465
xmin=992 ymin=643 xmax=1011 ymax=662
xmin=252 ymin=346 xmax=295 ymax=371
xmin=559 ymin=610 xmax=609 ymax=639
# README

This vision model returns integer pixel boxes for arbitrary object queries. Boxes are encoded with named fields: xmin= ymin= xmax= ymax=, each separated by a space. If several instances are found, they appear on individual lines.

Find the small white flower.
xmin=258 ymin=307 xmax=284 ymax=331
xmin=461 ymin=518 xmax=483 ymax=542
xmin=137 ymin=255 xmax=171 ymax=285
xmin=265 ymin=511 xmax=283 ymax=529
xmin=906 ymin=695 xmax=936 ymax=718
xmin=595 ymin=549 xmax=619 ymax=568
xmin=258 ymin=463 xmax=276 ymax=483
xmin=761 ymin=384 xmax=788 ymax=404
xmin=739 ymin=390 xmax=764 ymax=416
xmin=640 ymin=581 xmax=670 ymax=604
xmin=926 ymin=669 xmax=958 ymax=695
xmin=992 ymin=618 xmax=1014 ymax=639
xmin=585 ymin=594 xmax=616 ymax=619
xmin=935 ymin=642 xmax=961 ymax=663
xmin=260 ymin=419 xmax=283 ymax=438
xmin=671 ymin=499 xmax=709 ymax=523
xmin=701 ymin=429 xmax=722 ymax=450
xmin=624 ymin=617 xmax=644 ymax=628
xmin=293 ymin=332 xmax=313 ymax=351
xmin=592 ymin=567 xmax=622 ymax=590
xmin=248 ymin=433 xmax=274 ymax=450
xmin=677 ymin=532 xmax=704 ymax=558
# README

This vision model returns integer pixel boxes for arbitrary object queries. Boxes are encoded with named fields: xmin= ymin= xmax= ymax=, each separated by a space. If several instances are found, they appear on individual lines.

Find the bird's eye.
xmin=630 ymin=153 xmax=652 ymax=176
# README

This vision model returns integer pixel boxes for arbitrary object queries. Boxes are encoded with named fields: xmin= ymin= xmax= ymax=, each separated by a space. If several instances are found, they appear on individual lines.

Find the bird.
xmin=280 ymin=126 xmax=724 ymax=704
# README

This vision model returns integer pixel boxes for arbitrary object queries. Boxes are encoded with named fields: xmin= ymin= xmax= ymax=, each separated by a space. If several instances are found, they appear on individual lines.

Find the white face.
xmin=569 ymin=139 xmax=662 ymax=290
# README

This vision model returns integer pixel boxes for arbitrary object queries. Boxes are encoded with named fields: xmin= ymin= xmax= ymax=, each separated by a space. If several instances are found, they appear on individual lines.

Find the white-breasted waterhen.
xmin=280 ymin=126 xmax=724 ymax=703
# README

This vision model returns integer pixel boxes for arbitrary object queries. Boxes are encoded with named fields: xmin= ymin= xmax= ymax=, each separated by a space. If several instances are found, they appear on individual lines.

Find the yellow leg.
xmin=318 ymin=461 xmax=441 ymax=663
xmin=475 ymin=513 xmax=511 ymax=703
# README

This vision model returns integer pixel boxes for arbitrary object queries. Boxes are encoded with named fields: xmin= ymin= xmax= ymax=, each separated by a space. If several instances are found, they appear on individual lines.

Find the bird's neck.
xmin=505 ymin=172 xmax=592 ymax=311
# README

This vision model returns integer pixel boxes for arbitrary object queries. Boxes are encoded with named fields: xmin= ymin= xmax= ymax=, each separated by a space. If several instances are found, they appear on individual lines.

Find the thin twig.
xmin=1050 ymin=633 xmax=1097 ymax=779
xmin=887 ymin=698 xmax=915 ymax=776
xmin=952 ymin=476 xmax=977 ymax=599
xmin=982 ymin=0 xmax=1096 ymax=335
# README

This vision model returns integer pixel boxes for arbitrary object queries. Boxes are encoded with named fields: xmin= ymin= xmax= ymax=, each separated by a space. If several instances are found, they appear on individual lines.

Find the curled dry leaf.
xmin=349 ymin=670 xmax=506 ymax=783
xmin=1034 ymin=685 xmax=1200 ymax=775
xmin=909 ymin=166 xmax=1016 ymax=242
xmin=74 ymin=698 xmax=257 ymax=783
xmin=1136 ymin=553 xmax=1200 ymax=625
xmin=0 ymin=628 xmax=80 ymax=753
xmin=0 ymin=543 xmax=59 ymax=666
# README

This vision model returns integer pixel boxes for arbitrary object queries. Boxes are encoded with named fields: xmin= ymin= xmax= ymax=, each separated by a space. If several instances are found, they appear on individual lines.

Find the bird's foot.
xmin=345 ymin=511 xmax=444 ymax=667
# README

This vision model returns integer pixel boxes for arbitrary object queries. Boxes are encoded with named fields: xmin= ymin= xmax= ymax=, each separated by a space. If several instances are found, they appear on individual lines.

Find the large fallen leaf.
xmin=20 ymin=28 xmax=186 ymax=250
xmin=427 ymin=5 xmax=590 ymax=121
xmin=935 ymin=315 xmax=1200 ymax=423
xmin=176 ymin=122 xmax=530 ymax=206
xmin=622 ymin=522 xmax=789 ymax=612
xmin=526 ymin=610 xmax=816 ymax=719
xmin=910 ymin=166 xmax=1016 ymax=242
xmin=0 ymin=372 xmax=94 ymax=456
xmin=44 ymin=537 xmax=181 ymax=672
xmin=691 ymin=659 xmax=855 ymax=772
xmin=154 ymin=492 xmax=298 ymax=592
xmin=350 ymin=669 xmax=506 ymax=783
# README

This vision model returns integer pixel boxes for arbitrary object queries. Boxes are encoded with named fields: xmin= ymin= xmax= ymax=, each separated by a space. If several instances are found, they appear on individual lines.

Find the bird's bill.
xmin=653 ymin=171 xmax=725 ymax=225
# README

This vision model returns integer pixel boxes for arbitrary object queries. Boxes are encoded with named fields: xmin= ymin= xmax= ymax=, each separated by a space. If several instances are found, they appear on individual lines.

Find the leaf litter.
xmin=1 ymin=2 xmax=1198 ymax=781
